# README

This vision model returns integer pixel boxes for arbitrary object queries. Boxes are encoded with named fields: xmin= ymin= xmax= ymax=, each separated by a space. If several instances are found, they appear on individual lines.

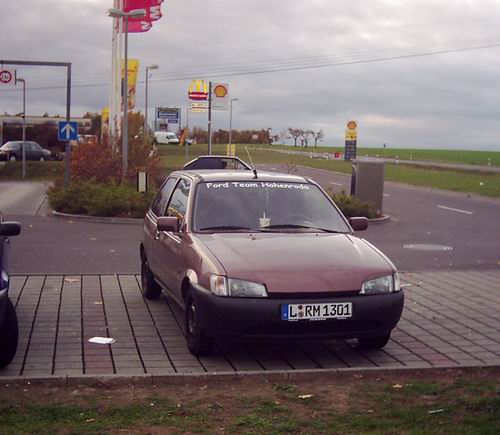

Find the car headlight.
xmin=0 ymin=270 xmax=9 ymax=291
xmin=360 ymin=273 xmax=401 ymax=295
xmin=210 ymin=274 xmax=267 ymax=297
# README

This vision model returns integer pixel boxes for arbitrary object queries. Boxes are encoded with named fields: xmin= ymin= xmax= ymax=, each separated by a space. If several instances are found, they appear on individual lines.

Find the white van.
xmin=153 ymin=131 xmax=180 ymax=145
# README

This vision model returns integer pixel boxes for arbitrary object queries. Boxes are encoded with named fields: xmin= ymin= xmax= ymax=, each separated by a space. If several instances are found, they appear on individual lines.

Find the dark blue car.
xmin=0 ymin=214 xmax=20 ymax=367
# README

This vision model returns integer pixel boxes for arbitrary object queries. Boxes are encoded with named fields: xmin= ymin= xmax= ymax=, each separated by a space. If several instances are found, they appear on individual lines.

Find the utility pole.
xmin=207 ymin=81 xmax=212 ymax=155
xmin=15 ymin=78 xmax=26 ymax=179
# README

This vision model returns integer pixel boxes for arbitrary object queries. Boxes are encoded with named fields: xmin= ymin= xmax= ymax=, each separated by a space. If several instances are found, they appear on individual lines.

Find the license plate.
xmin=281 ymin=302 xmax=352 ymax=321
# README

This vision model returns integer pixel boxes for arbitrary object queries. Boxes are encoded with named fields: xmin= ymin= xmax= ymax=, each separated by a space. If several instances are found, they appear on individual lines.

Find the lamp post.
xmin=229 ymin=98 xmax=239 ymax=148
xmin=15 ymin=78 xmax=26 ymax=179
xmin=144 ymin=64 xmax=158 ymax=137
xmin=106 ymin=7 xmax=146 ymax=181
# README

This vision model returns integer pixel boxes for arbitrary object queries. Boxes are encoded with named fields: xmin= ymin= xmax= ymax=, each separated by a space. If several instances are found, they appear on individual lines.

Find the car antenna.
xmin=245 ymin=146 xmax=258 ymax=179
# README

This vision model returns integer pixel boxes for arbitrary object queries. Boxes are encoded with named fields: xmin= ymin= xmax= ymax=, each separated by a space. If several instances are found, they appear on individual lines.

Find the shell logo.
xmin=347 ymin=120 xmax=357 ymax=131
xmin=213 ymin=84 xmax=228 ymax=98
xmin=188 ymin=79 xmax=208 ymax=100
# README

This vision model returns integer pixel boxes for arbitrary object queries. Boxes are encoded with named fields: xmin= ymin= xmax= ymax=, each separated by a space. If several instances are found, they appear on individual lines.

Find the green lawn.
xmin=0 ymin=161 xmax=63 ymax=180
xmin=158 ymin=144 xmax=500 ymax=198
xmin=0 ymin=368 xmax=497 ymax=434
xmin=258 ymin=144 xmax=500 ymax=167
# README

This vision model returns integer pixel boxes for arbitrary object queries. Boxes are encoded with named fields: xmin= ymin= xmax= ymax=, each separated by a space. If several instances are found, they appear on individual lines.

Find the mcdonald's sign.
xmin=188 ymin=79 xmax=208 ymax=100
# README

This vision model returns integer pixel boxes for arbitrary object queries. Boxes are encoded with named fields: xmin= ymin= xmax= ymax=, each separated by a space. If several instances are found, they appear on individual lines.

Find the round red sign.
xmin=0 ymin=70 xmax=13 ymax=85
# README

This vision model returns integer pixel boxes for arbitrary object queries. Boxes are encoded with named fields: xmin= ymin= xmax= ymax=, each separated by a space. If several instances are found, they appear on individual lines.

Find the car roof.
xmin=170 ymin=169 xmax=310 ymax=184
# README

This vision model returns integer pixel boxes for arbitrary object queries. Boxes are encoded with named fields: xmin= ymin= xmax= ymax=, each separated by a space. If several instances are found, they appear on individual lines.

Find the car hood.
xmin=196 ymin=232 xmax=394 ymax=294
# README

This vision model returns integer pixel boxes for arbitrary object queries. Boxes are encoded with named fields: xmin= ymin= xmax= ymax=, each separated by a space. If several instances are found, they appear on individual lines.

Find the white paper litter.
xmin=88 ymin=337 xmax=115 ymax=345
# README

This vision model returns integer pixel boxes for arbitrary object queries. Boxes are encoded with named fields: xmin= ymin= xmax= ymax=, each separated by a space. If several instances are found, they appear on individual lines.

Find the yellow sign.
xmin=226 ymin=144 xmax=236 ymax=156
xmin=101 ymin=107 xmax=109 ymax=141
xmin=122 ymin=59 xmax=139 ymax=110
xmin=345 ymin=130 xmax=357 ymax=140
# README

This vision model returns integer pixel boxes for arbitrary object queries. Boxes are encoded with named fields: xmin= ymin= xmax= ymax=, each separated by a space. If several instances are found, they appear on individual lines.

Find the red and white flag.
xmin=125 ymin=0 xmax=164 ymax=22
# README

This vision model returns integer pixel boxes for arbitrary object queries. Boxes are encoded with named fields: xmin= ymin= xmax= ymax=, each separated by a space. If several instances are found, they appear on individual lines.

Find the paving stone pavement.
xmin=1 ymin=271 xmax=499 ymax=379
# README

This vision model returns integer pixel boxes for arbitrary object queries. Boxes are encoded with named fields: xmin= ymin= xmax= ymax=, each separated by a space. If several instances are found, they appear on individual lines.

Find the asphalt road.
xmin=2 ymin=174 xmax=500 ymax=274
xmin=258 ymin=164 xmax=500 ymax=271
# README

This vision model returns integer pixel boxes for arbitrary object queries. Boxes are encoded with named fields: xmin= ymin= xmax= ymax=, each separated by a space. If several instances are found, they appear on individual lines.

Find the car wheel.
xmin=39 ymin=156 xmax=45 ymax=162
xmin=185 ymin=292 xmax=214 ymax=356
xmin=9 ymin=155 xmax=16 ymax=162
xmin=0 ymin=297 xmax=19 ymax=368
xmin=140 ymin=254 xmax=162 ymax=299
xmin=358 ymin=333 xmax=391 ymax=350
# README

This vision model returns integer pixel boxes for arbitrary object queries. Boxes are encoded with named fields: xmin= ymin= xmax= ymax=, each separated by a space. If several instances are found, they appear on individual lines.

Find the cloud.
xmin=1 ymin=0 xmax=499 ymax=150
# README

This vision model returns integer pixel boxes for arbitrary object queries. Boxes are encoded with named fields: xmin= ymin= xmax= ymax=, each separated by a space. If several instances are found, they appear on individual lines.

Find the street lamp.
xmin=229 ymin=98 xmax=239 ymax=148
xmin=106 ymin=7 xmax=146 ymax=180
xmin=144 ymin=64 xmax=159 ymax=137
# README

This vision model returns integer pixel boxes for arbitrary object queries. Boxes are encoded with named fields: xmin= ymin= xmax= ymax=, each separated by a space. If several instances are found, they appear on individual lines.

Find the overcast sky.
xmin=1 ymin=0 xmax=499 ymax=150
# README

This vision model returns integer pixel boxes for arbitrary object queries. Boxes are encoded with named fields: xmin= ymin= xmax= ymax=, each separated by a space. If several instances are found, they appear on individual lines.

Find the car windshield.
xmin=193 ymin=181 xmax=351 ymax=233
xmin=1 ymin=142 xmax=20 ymax=150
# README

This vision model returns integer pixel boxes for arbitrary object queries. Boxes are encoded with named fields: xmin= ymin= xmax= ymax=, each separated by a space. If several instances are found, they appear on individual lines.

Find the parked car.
xmin=0 ymin=214 xmax=21 ymax=368
xmin=153 ymin=131 xmax=180 ymax=145
xmin=0 ymin=141 xmax=53 ymax=162
xmin=141 ymin=170 xmax=404 ymax=356
xmin=183 ymin=155 xmax=252 ymax=170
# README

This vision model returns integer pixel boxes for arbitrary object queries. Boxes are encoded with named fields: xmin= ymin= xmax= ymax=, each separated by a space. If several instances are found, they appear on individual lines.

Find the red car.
xmin=141 ymin=170 xmax=404 ymax=356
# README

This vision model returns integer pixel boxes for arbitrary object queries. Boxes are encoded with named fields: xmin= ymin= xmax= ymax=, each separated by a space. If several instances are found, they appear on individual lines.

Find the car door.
xmin=26 ymin=142 xmax=37 ymax=160
xmin=145 ymin=177 xmax=177 ymax=274
xmin=153 ymin=178 xmax=191 ymax=302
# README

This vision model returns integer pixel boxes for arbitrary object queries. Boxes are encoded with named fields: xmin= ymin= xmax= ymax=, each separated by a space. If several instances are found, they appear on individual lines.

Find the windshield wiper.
xmin=261 ymin=224 xmax=344 ymax=233
xmin=198 ymin=225 xmax=258 ymax=232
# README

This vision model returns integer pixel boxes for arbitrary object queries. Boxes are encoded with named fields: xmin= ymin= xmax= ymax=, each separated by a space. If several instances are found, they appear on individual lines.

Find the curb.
xmin=368 ymin=215 xmax=390 ymax=225
xmin=51 ymin=211 xmax=142 ymax=225
xmin=1 ymin=364 xmax=496 ymax=386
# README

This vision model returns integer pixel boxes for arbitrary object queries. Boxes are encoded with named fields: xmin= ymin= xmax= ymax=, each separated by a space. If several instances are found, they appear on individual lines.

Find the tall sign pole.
xmin=207 ymin=81 xmax=212 ymax=155
xmin=64 ymin=63 xmax=72 ymax=187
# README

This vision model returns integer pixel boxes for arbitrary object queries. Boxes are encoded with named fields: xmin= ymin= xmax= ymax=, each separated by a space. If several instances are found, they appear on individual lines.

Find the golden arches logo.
xmin=189 ymin=79 xmax=207 ymax=94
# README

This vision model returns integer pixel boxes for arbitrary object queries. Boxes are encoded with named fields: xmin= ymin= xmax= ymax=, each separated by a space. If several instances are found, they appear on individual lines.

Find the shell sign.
xmin=188 ymin=79 xmax=208 ymax=100
xmin=212 ymin=83 xmax=229 ymax=110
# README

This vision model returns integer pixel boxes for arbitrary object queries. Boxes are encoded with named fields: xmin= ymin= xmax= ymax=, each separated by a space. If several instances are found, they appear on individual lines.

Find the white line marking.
xmin=437 ymin=205 xmax=473 ymax=215
xmin=270 ymin=167 xmax=277 ymax=170
xmin=330 ymin=182 xmax=343 ymax=186
xmin=383 ymin=193 xmax=390 ymax=197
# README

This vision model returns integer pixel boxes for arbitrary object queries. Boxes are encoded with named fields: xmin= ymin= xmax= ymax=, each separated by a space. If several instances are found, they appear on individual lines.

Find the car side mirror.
xmin=0 ymin=222 xmax=21 ymax=237
xmin=349 ymin=217 xmax=368 ymax=232
xmin=157 ymin=216 xmax=179 ymax=233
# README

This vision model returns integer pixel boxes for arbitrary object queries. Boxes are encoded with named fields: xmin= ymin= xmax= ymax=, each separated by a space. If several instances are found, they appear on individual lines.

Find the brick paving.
xmin=1 ymin=271 xmax=499 ymax=379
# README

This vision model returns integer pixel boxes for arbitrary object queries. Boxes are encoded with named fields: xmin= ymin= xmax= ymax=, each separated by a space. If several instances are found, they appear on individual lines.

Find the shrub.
xmin=70 ymin=139 xmax=163 ymax=186
xmin=0 ymin=161 xmax=63 ymax=180
xmin=327 ymin=190 xmax=379 ymax=219
xmin=48 ymin=182 xmax=157 ymax=218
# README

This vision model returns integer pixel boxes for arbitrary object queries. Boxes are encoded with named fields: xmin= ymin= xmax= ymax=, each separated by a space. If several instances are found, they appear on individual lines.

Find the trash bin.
xmin=350 ymin=160 xmax=384 ymax=216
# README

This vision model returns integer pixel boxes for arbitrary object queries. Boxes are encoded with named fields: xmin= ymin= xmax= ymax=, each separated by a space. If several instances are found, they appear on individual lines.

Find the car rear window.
xmin=1 ymin=142 xmax=20 ymax=150
xmin=193 ymin=181 xmax=350 ymax=233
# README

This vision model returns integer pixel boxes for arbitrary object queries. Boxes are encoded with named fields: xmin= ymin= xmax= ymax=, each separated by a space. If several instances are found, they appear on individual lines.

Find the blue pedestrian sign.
xmin=58 ymin=121 xmax=78 ymax=141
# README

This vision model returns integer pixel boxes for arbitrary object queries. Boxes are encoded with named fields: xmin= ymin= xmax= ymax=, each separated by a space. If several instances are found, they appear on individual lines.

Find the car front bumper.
xmin=190 ymin=283 xmax=404 ymax=342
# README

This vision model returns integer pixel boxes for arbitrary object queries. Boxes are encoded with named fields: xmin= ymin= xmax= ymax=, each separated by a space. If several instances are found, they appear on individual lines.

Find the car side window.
xmin=166 ymin=179 xmax=191 ymax=222
xmin=151 ymin=178 xmax=177 ymax=216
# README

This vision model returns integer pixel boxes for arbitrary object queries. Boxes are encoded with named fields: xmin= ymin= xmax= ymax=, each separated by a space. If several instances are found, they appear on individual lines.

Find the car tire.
xmin=140 ymin=254 xmax=162 ymax=299
xmin=0 ymin=297 xmax=19 ymax=368
xmin=9 ymin=156 xmax=16 ymax=162
xmin=357 ymin=333 xmax=391 ymax=350
xmin=185 ymin=292 xmax=214 ymax=357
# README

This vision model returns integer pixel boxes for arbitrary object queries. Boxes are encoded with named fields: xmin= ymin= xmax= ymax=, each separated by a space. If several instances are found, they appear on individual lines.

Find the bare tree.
xmin=313 ymin=129 xmax=325 ymax=148
xmin=301 ymin=130 xmax=313 ymax=148
xmin=279 ymin=129 xmax=289 ymax=145
xmin=288 ymin=128 xmax=302 ymax=147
